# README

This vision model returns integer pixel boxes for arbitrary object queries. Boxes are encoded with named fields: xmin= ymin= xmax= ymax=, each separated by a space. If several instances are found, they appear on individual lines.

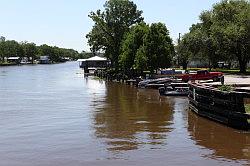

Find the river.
xmin=0 ymin=62 xmax=249 ymax=166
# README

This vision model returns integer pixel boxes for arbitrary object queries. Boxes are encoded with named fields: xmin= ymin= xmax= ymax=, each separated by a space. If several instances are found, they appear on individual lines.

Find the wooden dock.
xmin=188 ymin=83 xmax=250 ymax=130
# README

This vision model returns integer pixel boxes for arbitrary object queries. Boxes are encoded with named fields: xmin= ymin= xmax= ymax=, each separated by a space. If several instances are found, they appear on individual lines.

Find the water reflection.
xmin=188 ymin=111 xmax=250 ymax=162
xmin=1 ymin=62 xmax=249 ymax=165
xmin=92 ymin=82 xmax=174 ymax=152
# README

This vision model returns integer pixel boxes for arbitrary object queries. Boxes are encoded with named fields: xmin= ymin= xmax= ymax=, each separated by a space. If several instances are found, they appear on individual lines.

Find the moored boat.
xmin=159 ymin=83 xmax=189 ymax=96
xmin=138 ymin=77 xmax=183 ymax=89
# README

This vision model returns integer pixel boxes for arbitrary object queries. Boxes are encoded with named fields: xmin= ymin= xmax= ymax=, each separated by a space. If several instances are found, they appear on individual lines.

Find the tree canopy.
xmin=143 ymin=23 xmax=175 ymax=72
xmin=22 ymin=42 xmax=37 ymax=64
xmin=86 ymin=0 xmax=144 ymax=69
xmin=119 ymin=23 xmax=149 ymax=72
xmin=87 ymin=0 xmax=176 ymax=76
xmin=178 ymin=0 xmax=250 ymax=73
xmin=0 ymin=37 xmax=81 ymax=63
xmin=119 ymin=22 xmax=175 ymax=74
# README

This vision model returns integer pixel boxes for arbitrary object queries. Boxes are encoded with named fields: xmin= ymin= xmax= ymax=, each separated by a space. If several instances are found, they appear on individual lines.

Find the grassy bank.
xmin=0 ymin=62 xmax=17 ymax=66
xmin=245 ymin=104 xmax=250 ymax=113
xmin=211 ymin=68 xmax=250 ymax=75
xmin=174 ymin=67 xmax=250 ymax=75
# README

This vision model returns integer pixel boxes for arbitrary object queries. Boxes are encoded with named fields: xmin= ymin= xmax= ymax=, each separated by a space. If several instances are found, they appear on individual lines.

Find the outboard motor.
xmin=159 ymin=87 xmax=165 ymax=95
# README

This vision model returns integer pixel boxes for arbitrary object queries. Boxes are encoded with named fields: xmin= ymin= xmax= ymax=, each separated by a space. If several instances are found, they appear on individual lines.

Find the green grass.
xmin=0 ymin=62 xmax=16 ymax=66
xmin=0 ymin=62 xmax=10 ymax=64
xmin=173 ymin=67 xmax=250 ymax=75
xmin=246 ymin=104 xmax=250 ymax=124
xmin=173 ymin=67 xmax=205 ymax=71
xmin=245 ymin=104 xmax=250 ymax=113
xmin=92 ymin=76 xmax=104 ymax=80
xmin=218 ymin=85 xmax=233 ymax=92
xmin=211 ymin=68 xmax=250 ymax=75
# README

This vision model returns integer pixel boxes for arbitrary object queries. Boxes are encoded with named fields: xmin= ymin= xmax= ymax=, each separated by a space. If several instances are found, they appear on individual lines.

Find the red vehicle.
xmin=180 ymin=70 xmax=223 ymax=82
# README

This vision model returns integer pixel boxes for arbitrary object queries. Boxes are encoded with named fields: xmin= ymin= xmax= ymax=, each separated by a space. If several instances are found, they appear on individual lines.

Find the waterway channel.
xmin=0 ymin=62 xmax=249 ymax=166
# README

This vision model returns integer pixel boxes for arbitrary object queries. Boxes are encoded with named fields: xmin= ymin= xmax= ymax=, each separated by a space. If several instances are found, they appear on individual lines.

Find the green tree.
xmin=39 ymin=44 xmax=80 ymax=62
xmin=0 ymin=38 xmax=24 ymax=62
xmin=176 ymin=33 xmax=192 ymax=70
xmin=134 ymin=46 xmax=147 ymax=72
xmin=4 ymin=40 xmax=24 ymax=58
xmin=65 ymin=49 xmax=79 ymax=60
xmin=78 ymin=51 xmax=94 ymax=59
xmin=178 ymin=0 xmax=250 ymax=72
xmin=38 ymin=44 xmax=52 ymax=56
xmin=208 ymin=0 xmax=250 ymax=73
xmin=51 ymin=46 xmax=63 ymax=62
xmin=180 ymin=23 xmax=219 ymax=70
xmin=119 ymin=23 xmax=149 ymax=73
xmin=0 ymin=37 xmax=79 ymax=64
xmin=22 ymin=42 xmax=38 ymax=64
xmin=0 ymin=36 xmax=5 ymax=42
xmin=86 ymin=0 xmax=144 ymax=70
xmin=143 ymin=23 xmax=175 ymax=73
xmin=0 ymin=37 xmax=6 ymax=62
xmin=38 ymin=44 xmax=55 ymax=62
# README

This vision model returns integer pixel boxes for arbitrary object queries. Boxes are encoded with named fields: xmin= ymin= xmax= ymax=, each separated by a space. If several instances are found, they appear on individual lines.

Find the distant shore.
xmin=0 ymin=62 xmax=19 ymax=66
xmin=0 ymin=61 xmax=71 ymax=67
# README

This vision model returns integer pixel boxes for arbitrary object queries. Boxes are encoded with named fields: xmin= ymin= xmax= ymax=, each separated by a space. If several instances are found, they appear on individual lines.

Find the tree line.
xmin=0 ymin=36 xmax=85 ymax=64
xmin=177 ymin=0 xmax=250 ymax=73
xmin=87 ymin=0 xmax=249 ymax=74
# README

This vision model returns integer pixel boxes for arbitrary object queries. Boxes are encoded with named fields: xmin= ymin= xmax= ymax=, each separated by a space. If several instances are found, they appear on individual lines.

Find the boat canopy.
xmin=77 ymin=56 xmax=107 ymax=62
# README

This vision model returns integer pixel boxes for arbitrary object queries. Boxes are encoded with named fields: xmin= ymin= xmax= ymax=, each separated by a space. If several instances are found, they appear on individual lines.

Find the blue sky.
xmin=0 ymin=0 xmax=221 ymax=52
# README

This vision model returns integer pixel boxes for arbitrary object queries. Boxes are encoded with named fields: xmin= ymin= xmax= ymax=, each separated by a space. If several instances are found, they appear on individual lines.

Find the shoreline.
xmin=0 ymin=61 xmax=72 ymax=67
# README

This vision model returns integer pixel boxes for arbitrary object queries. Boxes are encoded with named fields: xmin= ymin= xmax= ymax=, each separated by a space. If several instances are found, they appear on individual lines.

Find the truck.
xmin=180 ymin=70 xmax=223 ymax=82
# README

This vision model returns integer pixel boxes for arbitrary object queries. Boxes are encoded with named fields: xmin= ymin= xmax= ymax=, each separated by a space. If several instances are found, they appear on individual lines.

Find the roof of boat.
xmin=77 ymin=56 xmax=107 ymax=62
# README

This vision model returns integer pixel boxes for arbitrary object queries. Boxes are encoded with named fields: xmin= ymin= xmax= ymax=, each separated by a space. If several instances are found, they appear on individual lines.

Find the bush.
xmin=245 ymin=104 xmax=250 ymax=113
xmin=218 ymin=85 xmax=233 ymax=92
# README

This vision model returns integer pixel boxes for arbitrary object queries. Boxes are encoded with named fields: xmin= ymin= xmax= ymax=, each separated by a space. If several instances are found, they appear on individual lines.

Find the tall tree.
xmin=143 ymin=23 xmax=175 ymax=73
xmin=86 ymin=0 xmax=144 ymax=70
xmin=0 ymin=37 xmax=6 ymax=62
xmin=208 ymin=0 xmax=250 ymax=73
xmin=39 ymin=44 xmax=52 ymax=56
xmin=38 ymin=44 xmax=56 ymax=62
xmin=0 ymin=36 xmax=5 ymax=42
xmin=176 ymin=33 xmax=193 ymax=70
xmin=4 ymin=40 xmax=24 ymax=58
xmin=134 ymin=46 xmax=147 ymax=72
xmin=22 ymin=42 xmax=38 ymax=64
xmin=0 ymin=38 xmax=24 ymax=62
xmin=178 ymin=0 xmax=250 ymax=72
xmin=119 ymin=23 xmax=149 ymax=73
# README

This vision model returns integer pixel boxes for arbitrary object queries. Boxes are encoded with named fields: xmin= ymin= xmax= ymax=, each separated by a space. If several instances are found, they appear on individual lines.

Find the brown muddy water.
xmin=0 ymin=62 xmax=249 ymax=166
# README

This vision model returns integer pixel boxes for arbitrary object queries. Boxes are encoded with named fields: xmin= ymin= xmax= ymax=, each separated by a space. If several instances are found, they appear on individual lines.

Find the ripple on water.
xmin=0 ymin=62 xmax=249 ymax=166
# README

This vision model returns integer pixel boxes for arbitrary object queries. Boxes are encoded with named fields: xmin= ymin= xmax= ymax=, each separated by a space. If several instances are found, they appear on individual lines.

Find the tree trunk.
xmin=237 ymin=54 xmax=247 ymax=73
xmin=208 ymin=60 xmax=211 ymax=71
xmin=182 ymin=62 xmax=188 ymax=70
xmin=239 ymin=60 xmax=246 ymax=73
xmin=228 ymin=62 xmax=231 ymax=69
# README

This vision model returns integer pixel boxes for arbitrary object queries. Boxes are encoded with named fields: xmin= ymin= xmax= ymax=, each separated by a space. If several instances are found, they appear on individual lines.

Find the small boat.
xmin=159 ymin=83 xmax=189 ymax=96
xmin=138 ymin=77 xmax=182 ymax=89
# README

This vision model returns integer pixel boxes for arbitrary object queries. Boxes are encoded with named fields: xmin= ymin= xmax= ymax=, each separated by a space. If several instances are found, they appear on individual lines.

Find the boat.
xmin=159 ymin=83 xmax=189 ymax=96
xmin=138 ymin=77 xmax=183 ymax=89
